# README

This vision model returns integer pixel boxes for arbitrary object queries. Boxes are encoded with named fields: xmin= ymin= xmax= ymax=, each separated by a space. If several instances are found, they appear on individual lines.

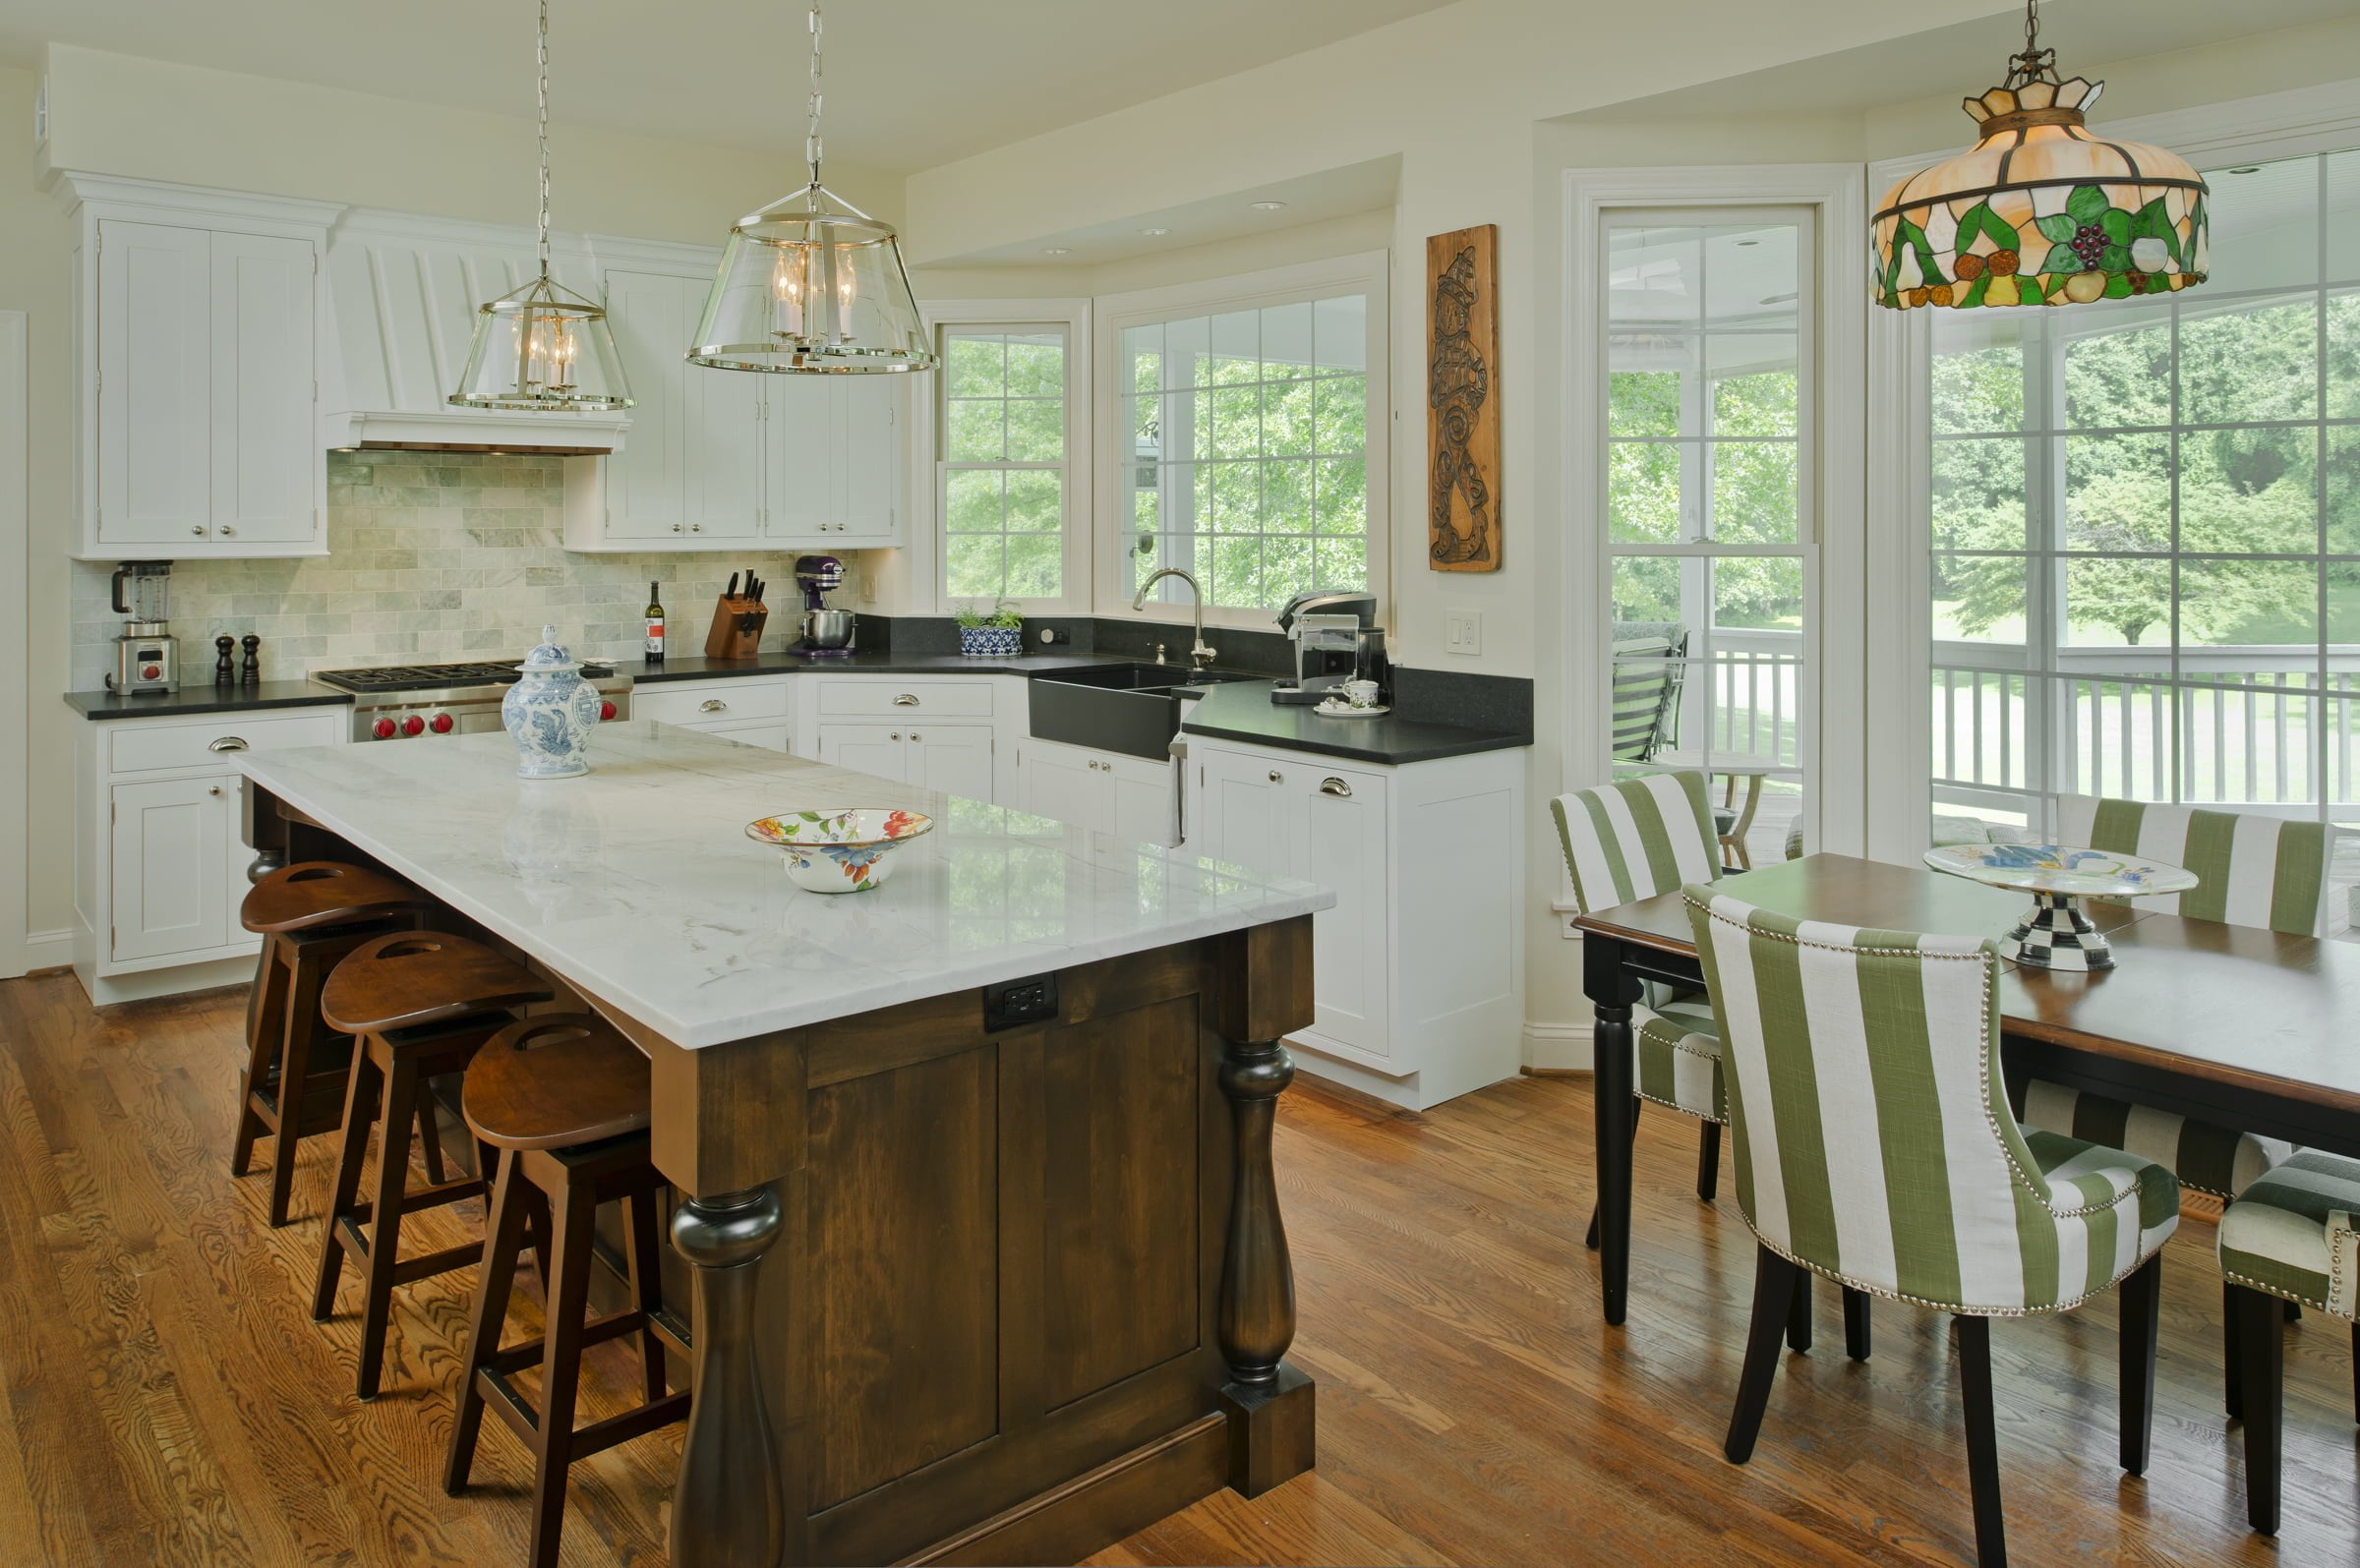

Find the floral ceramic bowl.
xmin=745 ymin=808 xmax=933 ymax=894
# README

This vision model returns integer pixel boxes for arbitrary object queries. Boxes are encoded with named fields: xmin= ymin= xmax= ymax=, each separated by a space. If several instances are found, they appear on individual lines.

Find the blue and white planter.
xmin=502 ymin=624 xmax=605 ymax=779
xmin=959 ymin=625 xmax=1022 ymax=657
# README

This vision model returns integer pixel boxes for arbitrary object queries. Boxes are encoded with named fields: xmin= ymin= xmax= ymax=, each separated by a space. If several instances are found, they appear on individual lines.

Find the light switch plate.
xmin=1445 ymin=610 xmax=1482 ymax=657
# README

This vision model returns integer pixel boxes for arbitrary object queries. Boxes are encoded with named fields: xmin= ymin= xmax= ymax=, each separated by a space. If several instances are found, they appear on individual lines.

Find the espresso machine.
xmin=794 ymin=554 xmax=856 ymax=656
xmin=105 ymin=561 xmax=180 ymax=694
xmin=1270 ymin=589 xmax=1384 ymax=705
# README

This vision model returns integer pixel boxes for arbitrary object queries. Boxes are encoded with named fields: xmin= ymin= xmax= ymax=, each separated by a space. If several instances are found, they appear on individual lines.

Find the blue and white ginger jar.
xmin=502 ymin=624 xmax=603 ymax=780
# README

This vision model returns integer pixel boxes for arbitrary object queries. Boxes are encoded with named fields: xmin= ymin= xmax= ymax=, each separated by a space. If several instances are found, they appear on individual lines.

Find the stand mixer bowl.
xmin=802 ymin=609 xmax=856 ymax=649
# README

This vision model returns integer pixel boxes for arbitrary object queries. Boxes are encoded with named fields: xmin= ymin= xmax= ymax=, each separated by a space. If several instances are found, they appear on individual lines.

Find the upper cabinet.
xmin=59 ymin=176 xmax=339 ymax=559
xmin=562 ymin=266 xmax=907 ymax=554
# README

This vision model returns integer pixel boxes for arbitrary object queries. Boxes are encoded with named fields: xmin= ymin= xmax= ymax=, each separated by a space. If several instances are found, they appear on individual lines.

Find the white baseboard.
xmin=23 ymin=927 xmax=75 ymax=974
xmin=1522 ymin=1019 xmax=1593 ymax=1073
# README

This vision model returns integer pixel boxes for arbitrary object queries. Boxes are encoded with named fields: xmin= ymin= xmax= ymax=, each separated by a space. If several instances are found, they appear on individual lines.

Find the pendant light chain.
xmin=2006 ymin=0 xmax=2056 ymax=89
xmin=536 ymin=0 xmax=553 ymax=275
xmin=805 ymin=4 xmax=825 ymax=186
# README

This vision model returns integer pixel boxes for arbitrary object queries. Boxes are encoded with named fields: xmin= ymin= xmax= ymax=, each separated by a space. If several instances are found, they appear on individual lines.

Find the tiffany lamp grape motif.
xmin=1872 ymin=1 xmax=2208 ymax=311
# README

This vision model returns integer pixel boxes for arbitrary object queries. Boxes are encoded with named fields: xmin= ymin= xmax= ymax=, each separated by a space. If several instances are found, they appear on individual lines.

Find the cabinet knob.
xmin=691 ymin=523 xmax=703 ymax=532
xmin=1268 ymin=771 xmax=1283 ymax=784
xmin=698 ymin=698 xmax=727 ymax=713
xmin=207 ymin=785 xmax=223 ymax=796
xmin=672 ymin=523 xmax=684 ymax=533
xmin=1319 ymin=777 xmax=1353 ymax=798
xmin=910 ymin=732 xmax=921 ymax=742
xmin=892 ymin=693 xmax=919 ymax=707
xmin=206 ymin=735 xmax=249 ymax=752
xmin=218 ymin=525 xmax=235 ymax=537
xmin=891 ymin=731 xmax=902 ymax=741
xmin=191 ymin=526 xmax=206 ymax=536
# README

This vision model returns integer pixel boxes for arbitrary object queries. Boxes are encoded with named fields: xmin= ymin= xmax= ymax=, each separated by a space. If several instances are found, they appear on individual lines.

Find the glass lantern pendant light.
xmin=449 ymin=0 xmax=632 ymax=410
xmin=1873 ymin=0 xmax=2208 ymax=311
xmin=686 ymin=4 xmax=935 ymax=374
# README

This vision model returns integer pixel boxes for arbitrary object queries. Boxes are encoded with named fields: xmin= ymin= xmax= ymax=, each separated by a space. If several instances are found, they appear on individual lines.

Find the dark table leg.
xmin=670 ymin=1188 xmax=786 ymax=1568
xmin=1584 ymin=932 xmax=1642 ymax=1326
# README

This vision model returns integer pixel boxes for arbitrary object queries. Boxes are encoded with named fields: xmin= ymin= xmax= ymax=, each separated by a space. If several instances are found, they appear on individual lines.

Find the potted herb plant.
xmin=954 ymin=598 xmax=1024 ymax=657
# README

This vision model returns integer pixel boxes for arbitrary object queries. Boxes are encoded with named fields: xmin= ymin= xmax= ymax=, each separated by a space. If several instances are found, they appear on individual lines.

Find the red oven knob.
xmin=599 ymin=700 xmax=617 ymax=721
xmin=400 ymin=715 xmax=425 ymax=736
xmin=372 ymin=718 xmax=396 ymax=739
xmin=429 ymin=713 xmax=453 ymax=733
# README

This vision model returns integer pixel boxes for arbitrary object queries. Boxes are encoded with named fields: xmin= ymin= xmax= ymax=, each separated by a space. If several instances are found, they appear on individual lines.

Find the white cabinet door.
xmin=1020 ymin=740 xmax=1107 ymax=833
xmin=816 ymin=723 xmax=909 ymax=782
xmin=832 ymin=378 xmax=898 ymax=540
xmin=1194 ymin=746 xmax=1292 ymax=873
xmin=96 ymin=221 xmax=212 ymax=549
xmin=1108 ymin=753 xmax=1176 ymax=847
xmin=762 ymin=377 xmax=834 ymax=538
xmin=602 ymin=270 xmax=690 ymax=540
xmin=688 ymin=332 xmax=764 ymax=545
xmin=1295 ymin=764 xmax=1391 ymax=1057
xmin=207 ymin=231 xmax=316 ymax=544
xmin=109 ymin=775 xmax=231 ymax=961
xmin=908 ymin=726 xmax=995 ymax=802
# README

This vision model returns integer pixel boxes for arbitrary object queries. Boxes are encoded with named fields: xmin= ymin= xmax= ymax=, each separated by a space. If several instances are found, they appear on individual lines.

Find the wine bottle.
xmin=644 ymin=580 xmax=666 ymax=663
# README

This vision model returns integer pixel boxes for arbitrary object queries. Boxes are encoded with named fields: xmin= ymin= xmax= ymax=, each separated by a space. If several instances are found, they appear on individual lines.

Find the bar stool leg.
xmin=312 ymin=1048 xmax=383 ymax=1322
xmin=528 ymin=1177 xmax=599 ymax=1568
xmin=231 ymin=938 xmax=289 ymax=1178
xmin=624 ymin=1189 xmax=669 ymax=1404
xmin=414 ymin=1095 xmax=449 ymax=1188
xmin=445 ymin=1149 xmax=530 ymax=1495
xmin=266 ymin=949 xmax=332 ymax=1228
xmin=355 ymin=1051 xmax=424 ymax=1401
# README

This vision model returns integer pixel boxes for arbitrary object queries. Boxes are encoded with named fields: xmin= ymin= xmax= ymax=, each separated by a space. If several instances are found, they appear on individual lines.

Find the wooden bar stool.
xmin=445 ymin=1013 xmax=688 ymax=1568
xmin=231 ymin=860 xmax=432 ymax=1227
xmin=311 ymin=931 xmax=553 ymax=1400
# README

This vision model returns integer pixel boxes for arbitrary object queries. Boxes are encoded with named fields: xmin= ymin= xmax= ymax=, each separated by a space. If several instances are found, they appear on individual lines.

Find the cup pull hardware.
xmin=207 ymin=736 xmax=249 ymax=752
xmin=892 ymin=693 xmax=919 ymax=707
xmin=1319 ymin=778 xmax=1352 ymax=797
xmin=698 ymin=699 xmax=727 ymax=713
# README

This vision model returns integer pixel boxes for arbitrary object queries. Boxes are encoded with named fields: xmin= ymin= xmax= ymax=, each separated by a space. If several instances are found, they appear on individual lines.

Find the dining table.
xmin=1573 ymin=852 xmax=2360 ymax=1325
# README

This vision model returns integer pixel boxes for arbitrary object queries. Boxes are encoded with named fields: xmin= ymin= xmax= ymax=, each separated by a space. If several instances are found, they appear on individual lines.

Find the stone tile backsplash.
xmin=69 ymin=451 xmax=860 ymax=688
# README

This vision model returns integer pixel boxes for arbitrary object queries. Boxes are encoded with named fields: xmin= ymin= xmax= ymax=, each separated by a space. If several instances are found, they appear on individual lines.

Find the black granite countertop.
xmin=1178 ymin=679 xmax=1529 ymax=765
xmin=617 ymin=650 xmax=1125 ymax=682
xmin=65 ymin=681 xmax=353 ymax=721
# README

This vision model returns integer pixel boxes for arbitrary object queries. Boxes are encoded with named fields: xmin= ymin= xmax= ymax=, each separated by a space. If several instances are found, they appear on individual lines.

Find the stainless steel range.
xmin=313 ymin=659 xmax=632 ymax=742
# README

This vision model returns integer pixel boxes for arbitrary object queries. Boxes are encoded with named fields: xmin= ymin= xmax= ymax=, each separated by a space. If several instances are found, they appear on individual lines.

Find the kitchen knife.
xmin=726 ymin=571 xmax=739 ymax=598
xmin=750 ymin=573 xmax=763 ymax=604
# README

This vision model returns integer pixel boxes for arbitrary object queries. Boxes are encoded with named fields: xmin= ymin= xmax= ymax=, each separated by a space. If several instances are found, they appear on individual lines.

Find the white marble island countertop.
xmin=237 ymin=723 xmax=1331 ymax=1049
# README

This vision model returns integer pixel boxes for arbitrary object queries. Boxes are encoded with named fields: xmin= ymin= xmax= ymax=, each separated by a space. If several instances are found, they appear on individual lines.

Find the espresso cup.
xmin=1342 ymin=678 xmax=1381 ymax=709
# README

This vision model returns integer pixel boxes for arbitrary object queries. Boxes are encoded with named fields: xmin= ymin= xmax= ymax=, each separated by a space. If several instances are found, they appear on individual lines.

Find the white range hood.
xmin=320 ymin=209 xmax=631 ymax=455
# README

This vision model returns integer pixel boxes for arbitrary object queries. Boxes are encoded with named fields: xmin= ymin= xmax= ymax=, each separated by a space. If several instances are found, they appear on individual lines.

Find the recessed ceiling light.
xmin=1250 ymin=201 xmax=1288 ymax=211
xmin=1042 ymin=247 xmax=1072 ymax=256
xmin=1139 ymin=226 xmax=1170 ymax=237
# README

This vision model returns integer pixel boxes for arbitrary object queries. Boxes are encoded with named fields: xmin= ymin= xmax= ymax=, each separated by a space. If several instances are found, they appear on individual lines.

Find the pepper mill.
xmin=214 ymin=635 xmax=236 ymax=685
xmin=240 ymin=634 xmax=262 ymax=685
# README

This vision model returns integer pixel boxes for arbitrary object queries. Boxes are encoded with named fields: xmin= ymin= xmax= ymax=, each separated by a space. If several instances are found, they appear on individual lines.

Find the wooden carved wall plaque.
xmin=1427 ymin=223 xmax=1501 ymax=571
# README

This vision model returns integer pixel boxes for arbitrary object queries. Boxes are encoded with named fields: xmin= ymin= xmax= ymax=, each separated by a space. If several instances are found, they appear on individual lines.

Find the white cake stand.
xmin=1922 ymin=843 xmax=2199 ymax=972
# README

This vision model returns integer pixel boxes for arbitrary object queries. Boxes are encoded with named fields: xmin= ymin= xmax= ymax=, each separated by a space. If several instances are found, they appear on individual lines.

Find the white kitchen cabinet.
xmin=74 ymin=703 xmax=346 ymax=1005
xmin=816 ymin=723 xmax=912 ymax=781
xmin=1182 ymin=734 xmax=1526 ymax=1111
xmin=561 ymin=272 xmax=905 ymax=553
xmin=63 ymin=175 xmax=334 ymax=559
xmin=1017 ymin=737 xmax=1176 ymax=846
xmin=817 ymin=722 xmax=995 ymax=800
xmin=631 ymin=677 xmax=795 ymax=754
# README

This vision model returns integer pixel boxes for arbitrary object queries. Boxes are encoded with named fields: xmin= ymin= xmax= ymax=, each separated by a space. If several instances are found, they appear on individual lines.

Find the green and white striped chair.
xmin=2021 ymin=797 xmax=2330 ymax=1200
xmin=1551 ymin=771 xmax=1728 ymax=1228
xmin=2217 ymin=1150 xmax=2360 ymax=1536
xmin=1687 ymin=887 xmax=2177 ymax=1567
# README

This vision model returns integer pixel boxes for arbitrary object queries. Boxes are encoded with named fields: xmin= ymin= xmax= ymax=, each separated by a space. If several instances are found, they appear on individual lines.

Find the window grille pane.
xmin=938 ymin=326 xmax=1068 ymax=604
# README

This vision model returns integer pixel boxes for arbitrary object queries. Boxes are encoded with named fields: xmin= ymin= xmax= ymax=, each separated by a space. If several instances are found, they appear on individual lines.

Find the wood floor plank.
xmin=0 ymin=972 xmax=2353 ymax=1565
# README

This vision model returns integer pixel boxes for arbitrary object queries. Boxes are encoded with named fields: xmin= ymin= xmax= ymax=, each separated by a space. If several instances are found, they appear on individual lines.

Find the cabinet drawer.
xmin=633 ymin=680 xmax=792 ymax=726
xmin=815 ymin=679 xmax=993 ymax=719
xmin=106 ymin=710 xmax=342 ymax=776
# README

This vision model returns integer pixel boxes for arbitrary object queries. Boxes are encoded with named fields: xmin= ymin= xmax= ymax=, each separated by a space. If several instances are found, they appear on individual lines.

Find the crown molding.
xmin=41 ymin=169 xmax=343 ymax=237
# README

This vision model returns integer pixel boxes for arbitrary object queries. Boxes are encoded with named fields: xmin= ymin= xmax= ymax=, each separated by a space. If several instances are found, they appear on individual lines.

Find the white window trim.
xmin=1092 ymin=251 xmax=1391 ymax=631
xmin=915 ymin=297 xmax=1092 ymax=615
xmin=1559 ymin=163 xmax=1867 ymax=925
xmin=1864 ymin=78 xmax=2360 ymax=865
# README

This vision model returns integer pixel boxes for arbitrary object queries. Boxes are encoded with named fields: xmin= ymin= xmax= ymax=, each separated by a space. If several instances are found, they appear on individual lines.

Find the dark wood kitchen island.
xmin=237 ymin=723 xmax=1330 ymax=1567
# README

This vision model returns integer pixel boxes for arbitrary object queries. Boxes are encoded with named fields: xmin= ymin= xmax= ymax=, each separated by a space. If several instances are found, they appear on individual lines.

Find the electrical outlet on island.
xmin=1445 ymin=610 xmax=1483 ymax=657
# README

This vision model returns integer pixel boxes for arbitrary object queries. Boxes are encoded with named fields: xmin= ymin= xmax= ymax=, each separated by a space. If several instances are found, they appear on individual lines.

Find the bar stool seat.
xmin=231 ymin=861 xmax=432 ymax=1227
xmin=311 ymin=931 xmax=553 ymax=1400
xmin=446 ymin=1014 xmax=687 ymax=1568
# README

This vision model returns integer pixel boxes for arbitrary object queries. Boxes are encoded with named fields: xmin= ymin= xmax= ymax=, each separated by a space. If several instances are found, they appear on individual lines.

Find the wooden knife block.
xmin=702 ymin=595 xmax=769 ymax=660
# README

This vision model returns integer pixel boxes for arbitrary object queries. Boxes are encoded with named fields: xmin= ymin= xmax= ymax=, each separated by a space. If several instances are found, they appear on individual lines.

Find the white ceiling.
xmin=0 ymin=0 xmax=1455 ymax=175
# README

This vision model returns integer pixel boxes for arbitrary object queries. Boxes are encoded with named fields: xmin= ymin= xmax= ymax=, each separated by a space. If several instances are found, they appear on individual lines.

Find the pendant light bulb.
xmin=686 ymin=4 xmax=936 ymax=374
xmin=449 ymin=0 xmax=632 ymax=410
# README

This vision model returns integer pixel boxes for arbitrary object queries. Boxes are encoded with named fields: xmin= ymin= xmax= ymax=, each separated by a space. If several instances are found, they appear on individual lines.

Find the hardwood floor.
xmin=0 ymin=970 xmax=2350 ymax=1565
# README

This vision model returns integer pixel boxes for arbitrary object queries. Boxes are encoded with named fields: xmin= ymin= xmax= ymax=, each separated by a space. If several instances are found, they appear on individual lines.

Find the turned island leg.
xmin=1211 ymin=918 xmax=1317 ymax=1497
xmin=670 ymin=1187 xmax=786 ymax=1568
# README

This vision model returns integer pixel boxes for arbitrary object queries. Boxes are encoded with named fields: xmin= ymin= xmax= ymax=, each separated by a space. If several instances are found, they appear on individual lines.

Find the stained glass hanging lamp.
xmin=449 ymin=0 xmax=632 ymax=410
xmin=1872 ymin=0 xmax=2208 ymax=311
xmin=686 ymin=4 xmax=935 ymax=374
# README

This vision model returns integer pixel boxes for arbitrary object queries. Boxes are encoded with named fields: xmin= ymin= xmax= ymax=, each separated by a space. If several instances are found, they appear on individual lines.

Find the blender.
xmin=106 ymin=561 xmax=180 ymax=694
xmin=795 ymin=554 xmax=856 ymax=655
